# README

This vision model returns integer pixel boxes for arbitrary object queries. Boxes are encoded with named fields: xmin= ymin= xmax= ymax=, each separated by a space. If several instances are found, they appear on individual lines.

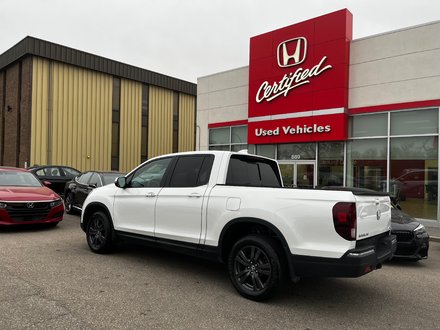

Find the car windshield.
xmin=0 ymin=171 xmax=43 ymax=187
xmin=102 ymin=173 xmax=124 ymax=186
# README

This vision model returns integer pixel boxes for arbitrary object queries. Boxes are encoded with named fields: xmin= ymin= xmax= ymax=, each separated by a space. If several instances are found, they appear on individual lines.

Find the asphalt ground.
xmin=1 ymin=214 xmax=439 ymax=330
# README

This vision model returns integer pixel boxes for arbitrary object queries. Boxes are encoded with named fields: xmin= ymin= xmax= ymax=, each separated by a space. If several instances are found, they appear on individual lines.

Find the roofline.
xmin=0 ymin=36 xmax=196 ymax=96
xmin=352 ymin=19 xmax=440 ymax=43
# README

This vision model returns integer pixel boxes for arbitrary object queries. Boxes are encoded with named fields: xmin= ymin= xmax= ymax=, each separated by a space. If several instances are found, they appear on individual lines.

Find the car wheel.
xmin=228 ymin=235 xmax=283 ymax=301
xmin=86 ymin=211 xmax=114 ymax=254
xmin=64 ymin=192 xmax=74 ymax=214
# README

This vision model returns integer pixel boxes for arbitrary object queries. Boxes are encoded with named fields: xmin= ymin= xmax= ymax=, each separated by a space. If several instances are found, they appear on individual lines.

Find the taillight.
xmin=333 ymin=202 xmax=357 ymax=241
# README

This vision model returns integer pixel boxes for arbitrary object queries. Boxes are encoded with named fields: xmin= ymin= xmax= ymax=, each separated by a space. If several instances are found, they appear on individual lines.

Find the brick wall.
xmin=1 ymin=56 xmax=32 ymax=167
xmin=0 ymin=71 xmax=4 ymax=164
xmin=19 ymin=57 xmax=32 ymax=167
xmin=3 ymin=63 xmax=19 ymax=166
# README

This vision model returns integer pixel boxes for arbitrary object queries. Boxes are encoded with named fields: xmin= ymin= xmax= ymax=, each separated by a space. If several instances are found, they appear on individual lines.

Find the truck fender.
xmin=218 ymin=217 xmax=298 ymax=281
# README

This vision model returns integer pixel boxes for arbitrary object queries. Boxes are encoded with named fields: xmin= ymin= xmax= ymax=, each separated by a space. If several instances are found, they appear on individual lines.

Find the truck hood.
xmin=0 ymin=186 xmax=60 ymax=201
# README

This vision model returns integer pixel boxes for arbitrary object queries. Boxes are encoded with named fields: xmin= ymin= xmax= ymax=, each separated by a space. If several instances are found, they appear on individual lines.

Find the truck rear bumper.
xmin=290 ymin=233 xmax=397 ymax=278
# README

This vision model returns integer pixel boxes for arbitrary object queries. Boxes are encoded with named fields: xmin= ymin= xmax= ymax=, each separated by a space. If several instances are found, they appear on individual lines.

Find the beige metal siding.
xmin=31 ymin=58 xmax=112 ymax=171
xmin=31 ymin=57 xmax=50 ymax=166
xmin=178 ymin=93 xmax=195 ymax=152
xmin=148 ymin=86 xmax=173 ymax=158
xmin=119 ymin=79 xmax=142 ymax=172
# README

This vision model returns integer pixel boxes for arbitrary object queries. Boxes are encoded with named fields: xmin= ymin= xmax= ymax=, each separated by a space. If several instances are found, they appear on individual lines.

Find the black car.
xmin=391 ymin=206 xmax=429 ymax=260
xmin=29 ymin=165 xmax=81 ymax=197
xmin=64 ymin=171 xmax=125 ymax=214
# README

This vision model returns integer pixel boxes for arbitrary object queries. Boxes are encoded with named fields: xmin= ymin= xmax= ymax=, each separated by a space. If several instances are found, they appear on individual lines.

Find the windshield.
xmin=102 ymin=173 xmax=124 ymax=186
xmin=0 ymin=171 xmax=43 ymax=187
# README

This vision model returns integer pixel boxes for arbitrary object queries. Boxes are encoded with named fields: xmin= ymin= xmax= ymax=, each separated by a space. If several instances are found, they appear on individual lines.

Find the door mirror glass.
xmin=115 ymin=177 xmax=126 ymax=188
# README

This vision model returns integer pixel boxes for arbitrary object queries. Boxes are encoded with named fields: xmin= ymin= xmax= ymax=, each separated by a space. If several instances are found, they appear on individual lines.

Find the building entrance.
xmin=278 ymin=161 xmax=316 ymax=188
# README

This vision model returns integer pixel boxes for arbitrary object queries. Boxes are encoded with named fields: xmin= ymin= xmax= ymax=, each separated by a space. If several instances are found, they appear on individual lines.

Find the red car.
xmin=0 ymin=167 xmax=64 ymax=226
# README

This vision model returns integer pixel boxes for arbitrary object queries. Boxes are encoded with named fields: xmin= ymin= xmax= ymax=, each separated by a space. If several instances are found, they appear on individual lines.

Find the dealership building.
xmin=0 ymin=36 xmax=196 ymax=173
xmin=197 ymin=9 xmax=440 ymax=222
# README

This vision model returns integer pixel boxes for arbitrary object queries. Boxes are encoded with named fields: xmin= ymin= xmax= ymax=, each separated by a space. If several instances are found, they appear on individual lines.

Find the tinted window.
xmin=102 ymin=173 xmax=124 ymax=186
xmin=129 ymin=157 xmax=172 ymax=188
xmin=226 ymin=155 xmax=281 ymax=188
xmin=89 ymin=173 xmax=101 ymax=187
xmin=78 ymin=172 xmax=93 ymax=185
xmin=63 ymin=167 xmax=81 ymax=177
xmin=169 ymin=156 xmax=206 ymax=187
xmin=38 ymin=167 xmax=61 ymax=177
xmin=198 ymin=156 xmax=214 ymax=186
xmin=259 ymin=162 xmax=282 ymax=187
xmin=35 ymin=169 xmax=45 ymax=176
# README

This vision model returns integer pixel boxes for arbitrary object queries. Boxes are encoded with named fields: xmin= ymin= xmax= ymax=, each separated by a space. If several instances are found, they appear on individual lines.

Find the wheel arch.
xmin=218 ymin=217 xmax=297 ymax=280
xmin=82 ymin=202 xmax=114 ymax=234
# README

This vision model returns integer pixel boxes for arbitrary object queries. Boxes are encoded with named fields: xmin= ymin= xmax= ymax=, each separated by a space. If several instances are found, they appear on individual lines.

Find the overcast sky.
xmin=1 ymin=0 xmax=439 ymax=83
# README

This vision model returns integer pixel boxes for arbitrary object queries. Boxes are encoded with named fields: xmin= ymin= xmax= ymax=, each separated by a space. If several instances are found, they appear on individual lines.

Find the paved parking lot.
xmin=1 ymin=214 xmax=439 ymax=329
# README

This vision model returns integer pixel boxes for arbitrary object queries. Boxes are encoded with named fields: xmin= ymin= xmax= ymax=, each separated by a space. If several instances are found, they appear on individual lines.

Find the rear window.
xmin=226 ymin=155 xmax=282 ymax=188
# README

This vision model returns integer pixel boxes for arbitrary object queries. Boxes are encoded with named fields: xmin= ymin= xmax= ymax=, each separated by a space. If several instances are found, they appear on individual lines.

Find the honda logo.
xmin=27 ymin=202 xmax=34 ymax=209
xmin=376 ymin=209 xmax=381 ymax=220
xmin=277 ymin=37 xmax=307 ymax=68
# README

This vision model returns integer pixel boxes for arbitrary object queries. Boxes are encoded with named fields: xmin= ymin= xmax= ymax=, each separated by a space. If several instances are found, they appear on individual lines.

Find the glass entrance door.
xmin=279 ymin=162 xmax=316 ymax=188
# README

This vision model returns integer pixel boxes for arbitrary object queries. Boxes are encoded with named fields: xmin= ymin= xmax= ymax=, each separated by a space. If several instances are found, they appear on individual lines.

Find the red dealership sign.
xmin=248 ymin=9 xmax=352 ymax=144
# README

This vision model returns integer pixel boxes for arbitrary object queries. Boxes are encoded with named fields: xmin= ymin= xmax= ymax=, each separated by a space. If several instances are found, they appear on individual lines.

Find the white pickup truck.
xmin=80 ymin=151 xmax=396 ymax=300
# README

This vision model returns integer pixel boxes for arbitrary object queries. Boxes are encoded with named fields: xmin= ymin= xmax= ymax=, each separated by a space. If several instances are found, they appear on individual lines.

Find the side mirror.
xmin=115 ymin=177 xmax=127 ymax=188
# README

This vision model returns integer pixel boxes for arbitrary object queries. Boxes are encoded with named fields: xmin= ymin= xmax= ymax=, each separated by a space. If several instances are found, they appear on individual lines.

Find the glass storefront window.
xmin=209 ymin=127 xmax=229 ymax=145
xmin=390 ymin=136 xmax=438 ymax=219
xmin=277 ymin=143 xmax=315 ymax=160
xmin=318 ymin=142 xmax=344 ymax=187
xmin=391 ymin=109 xmax=438 ymax=135
xmin=231 ymin=126 xmax=247 ymax=144
xmin=208 ymin=125 xmax=248 ymax=151
xmin=256 ymin=144 xmax=276 ymax=159
xmin=349 ymin=113 xmax=388 ymax=137
xmin=209 ymin=145 xmax=230 ymax=151
xmin=231 ymin=144 xmax=247 ymax=152
xmin=346 ymin=139 xmax=387 ymax=191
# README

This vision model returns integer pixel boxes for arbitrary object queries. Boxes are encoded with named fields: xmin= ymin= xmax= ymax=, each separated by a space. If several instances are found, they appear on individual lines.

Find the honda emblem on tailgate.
xmin=277 ymin=37 xmax=307 ymax=68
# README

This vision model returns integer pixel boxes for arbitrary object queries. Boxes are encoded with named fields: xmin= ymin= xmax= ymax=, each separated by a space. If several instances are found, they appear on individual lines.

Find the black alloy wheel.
xmin=228 ymin=235 xmax=283 ymax=301
xmin=64 ymin=193 xmax=74 ymax=214
xmin=86 ymin=211 xmax=114 ymax=253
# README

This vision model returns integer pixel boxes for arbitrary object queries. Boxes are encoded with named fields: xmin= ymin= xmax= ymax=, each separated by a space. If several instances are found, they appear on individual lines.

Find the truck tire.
xmin=86 ymin=211 xmax=114 ymax=254
xmin=228 ymin=235 xmax=283 ymax=301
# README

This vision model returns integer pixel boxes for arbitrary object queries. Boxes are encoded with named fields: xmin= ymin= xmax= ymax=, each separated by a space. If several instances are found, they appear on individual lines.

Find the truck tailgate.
xmin=354 ymin=194 xmax=391 ymax=239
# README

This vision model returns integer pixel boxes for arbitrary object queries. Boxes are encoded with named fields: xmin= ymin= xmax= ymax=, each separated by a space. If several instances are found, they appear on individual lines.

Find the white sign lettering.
xmin=255 ymin=124 xmax=331 ymax=137
xmin=255 ymin=56 xmax=332 ymax=103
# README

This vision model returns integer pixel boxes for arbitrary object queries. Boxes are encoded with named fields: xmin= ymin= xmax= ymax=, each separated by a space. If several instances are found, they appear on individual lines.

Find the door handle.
xmin=145 ymin=192 xmax=156 ymax=198
xmin=188 ymin=193 xmax=202 ymax=198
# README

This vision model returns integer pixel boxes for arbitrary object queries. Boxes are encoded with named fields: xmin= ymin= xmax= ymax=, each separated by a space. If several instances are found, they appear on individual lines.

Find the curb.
xmin=430 ymin=236 xmax=440 ymax=243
